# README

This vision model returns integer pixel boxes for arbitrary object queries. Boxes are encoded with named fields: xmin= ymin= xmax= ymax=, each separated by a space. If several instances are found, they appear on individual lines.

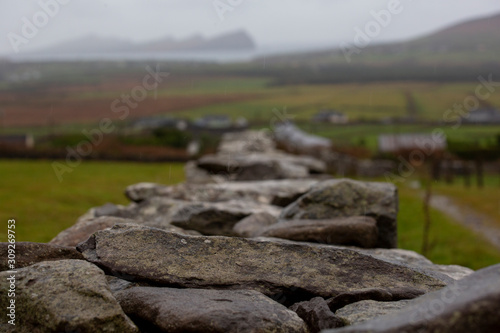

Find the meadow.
xmin=0 ymin=160 xmax=185 ymax=243
xmin=3 ymin=70 xmax=500 ymax=129
xmin=4 ymin=74 xmax=500 ymax=159
xmin=1 ymin=160 xmax=499 ymax=271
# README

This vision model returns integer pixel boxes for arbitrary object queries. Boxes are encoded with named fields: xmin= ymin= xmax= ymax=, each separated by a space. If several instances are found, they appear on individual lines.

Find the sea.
xmin=6 ymin=44 xmax=330 ymax=64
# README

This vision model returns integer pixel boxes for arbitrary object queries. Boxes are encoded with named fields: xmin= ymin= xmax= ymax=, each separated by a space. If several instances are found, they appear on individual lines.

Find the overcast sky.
xmin=1 ymin=0 xmax=500 ymax=56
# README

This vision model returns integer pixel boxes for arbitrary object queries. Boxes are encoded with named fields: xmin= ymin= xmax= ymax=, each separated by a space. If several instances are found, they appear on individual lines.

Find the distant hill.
xmin=413 ymin=13 xmax=500 ymax=53
xmin=33 ymin=30 xmax=256 ymax=55
xmin=370 ymin=13 xmax=500 ymax=63
xmin=262 ymin=13 xmax=500 ymax=66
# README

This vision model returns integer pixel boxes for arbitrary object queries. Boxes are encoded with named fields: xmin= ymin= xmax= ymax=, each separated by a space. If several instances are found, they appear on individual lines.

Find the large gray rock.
xmin=233 ymin=212 xmax=278 ymax=237
xmin=326 ymin=263 xmax=500 ymax=333
xmin=75 ymin=197 xmax=273 ymax=236
xmin=280 ymin=179 xmax=398 ymax=248
xmin=0 ymin=260 xmax=138 ymax=333
xmin=259 ymin=217 xmax=378 ymax=248
xmin=125 ymin=179 xmax=318 ymax=206
xmin=0 ymin=242 xmax=83 ymax=271
xmin=217 ymin=130 xmax=277 ymax=154
xmin=274 ymin=122 xmax=332 ymax=153
xmin=290 ymin=297 xmax=346 ymax=332
xmin=115 ymin=286 xmax=308 ymax=333
xmin=197 ymin=152 xmax=326 ymax=180
xmin=78 ymin=224 xmax=449 ymax=303
xmin=169 ymin=199 xmax=281 ymax=236
xmin=357 ymin=248 xmax=474 ymax=280
xmin=197 ymin=153 xmax=310 ymax=180
xmin=335 ymin=300 xmax=413 ymax=326
xmin=53 ymin=214 xmax=200 ymax=247
xmin=185 ymin=160 xmax=225 ymax=184
xmin=50 ymin=216 xmax=137 ymax=247
xmin=326 ymin=287 xmax=424 ymax=312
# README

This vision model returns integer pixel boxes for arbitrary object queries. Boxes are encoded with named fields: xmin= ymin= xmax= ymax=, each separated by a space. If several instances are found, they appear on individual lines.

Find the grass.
xmin=397 ymin=186 xmax=500 ymax=270
xmin=432 ymin=175 xmax=500 ymax=227
xmin=301 ymin=123 xmax=500 ymax=152
xmin=0 ymin=160 xmax=185 ymax=243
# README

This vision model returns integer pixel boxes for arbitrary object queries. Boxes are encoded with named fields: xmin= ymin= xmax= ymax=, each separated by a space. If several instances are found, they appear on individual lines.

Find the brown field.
xmin=0 ymin=77 xmax=259 ymax=127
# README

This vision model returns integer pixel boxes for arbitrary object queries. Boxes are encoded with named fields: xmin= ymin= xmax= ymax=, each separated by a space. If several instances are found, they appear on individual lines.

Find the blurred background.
xmin=1 ymin=0 xmax=499 ymax=270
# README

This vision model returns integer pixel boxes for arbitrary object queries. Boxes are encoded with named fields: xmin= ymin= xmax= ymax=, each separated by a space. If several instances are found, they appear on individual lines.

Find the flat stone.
xmin=326 ymin=287 xmax=424 ymax=312
xmin=83 ymin=197 xmax=279 ymax=237
xmin=125 ymin=179 xmax=318 ymax=206
xmin=78 ymin=224 xmax=449 ymax=303
xmin=280 ymin=179 xmax=398 ymax=248
xmin=51 ymin=216 xmax=137 ymax=247
xmin=52 ymin=214 xmax=200 ymax=247
xmin=290 ymin=297 xmax=346 ymax=332
xmin=326 ymin=263 xmax=500 ymax=333
xmin=79 ymin=197 xmax=274 ymax=236
xmin=107 ymin=276 xmax=136 ymax=293
xmin=185 ymin=160 xmax=224 ymax=184
xmin=358 ymin=248 xmax=474 ymax=280
xmin=115 ymin=286 xmax=308 ymax=333
xmin=233 ymin=212 xmax=278 ymax=237
xmin=0 ymin=260 xmax=138 ymax=333
xmin=335 ymin=300 xmax=413 ymax=326
xmin=0 ymin=242 xmax=83 ymax=271
xmin=217 ymin=130 xmax=277 ymax=154
xmin=169 ymin=200 xmax=281 ymax=236
xmin=259 ymin=217 xmax=378 ymax=248
xmin=274 ymin=122 xmax=332 ymax=153
xmin=197 ymin=152 xmax=326 ymax=180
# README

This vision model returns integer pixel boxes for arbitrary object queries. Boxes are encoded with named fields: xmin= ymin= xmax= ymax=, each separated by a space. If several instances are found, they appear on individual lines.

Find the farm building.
xmin=131 ymin=117 xmax=188 ymax=131
xmin=274 ymin=122 xmax=332 ymax=152
xmin=191 ymin=115 xmax=248 ymax=131
xmin=312 ymin=109 xmax=348 ymax=124
xmin=463 ymin=109 xmax=500 ymax=124
xmin=192 ymin=115 xmax=232 ymax=129
xmin=0 ymin=134 xmax=35 ymax=148
xmin=378 ymin=134 xmax=446 ymax=154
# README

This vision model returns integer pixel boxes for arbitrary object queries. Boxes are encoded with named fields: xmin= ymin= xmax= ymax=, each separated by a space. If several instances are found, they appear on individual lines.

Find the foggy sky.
xmin=1 ymin=0 xmax=500 ymax=55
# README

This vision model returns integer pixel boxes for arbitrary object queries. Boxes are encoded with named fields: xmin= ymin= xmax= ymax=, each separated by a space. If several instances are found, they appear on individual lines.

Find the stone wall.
xmin=2 ymin=131 xmax=497 ymax=333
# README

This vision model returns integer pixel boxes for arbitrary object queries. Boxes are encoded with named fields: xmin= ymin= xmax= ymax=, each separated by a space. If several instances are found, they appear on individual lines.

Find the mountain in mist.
xmin=33 ymin=30 xmax=256 ymax=54
xmin=264 ymin=12 xmax=500 ymax=65
xmin=367 ymin=12 xmax=500 ymax=61
xmin=410 ymin=13 xmax=500 ymax=53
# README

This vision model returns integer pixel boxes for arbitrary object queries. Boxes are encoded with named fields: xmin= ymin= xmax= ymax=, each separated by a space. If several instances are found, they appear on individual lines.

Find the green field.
xmin=162 ymin=80 xmax=500 ymax=123
xmin=306 ymin=123 xmax=500 ymax=151
xmin=397 ymin=185 xmax=500 ymax=269
xmin=3 ymin=75 xmax=500 ymax=162
xmin=432 ymin=176 xmax=500 ymax=228
xmin=1 ymin=160 xmax=499 ymax=270
xmin=0 ymin=160 xmax=185 ymax=243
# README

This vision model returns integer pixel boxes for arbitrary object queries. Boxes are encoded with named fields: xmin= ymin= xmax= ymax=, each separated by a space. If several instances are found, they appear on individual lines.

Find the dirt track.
xmin=429 ymin=194 xmax=500 ymax=251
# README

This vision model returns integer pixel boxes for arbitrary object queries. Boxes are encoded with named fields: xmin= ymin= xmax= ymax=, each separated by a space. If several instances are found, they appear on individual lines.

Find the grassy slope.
xmin=163 ymin=80 xmax=500 ymax=125
xmin=397 ymin=186 xmax=500 ymax=270
xmin=1 ymin=160 xmax=499 ymax=270
xmin=432 ymin=176 xmax=500 ymax=227
xmin=0 ymin=160 xmax=185 ymax=243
